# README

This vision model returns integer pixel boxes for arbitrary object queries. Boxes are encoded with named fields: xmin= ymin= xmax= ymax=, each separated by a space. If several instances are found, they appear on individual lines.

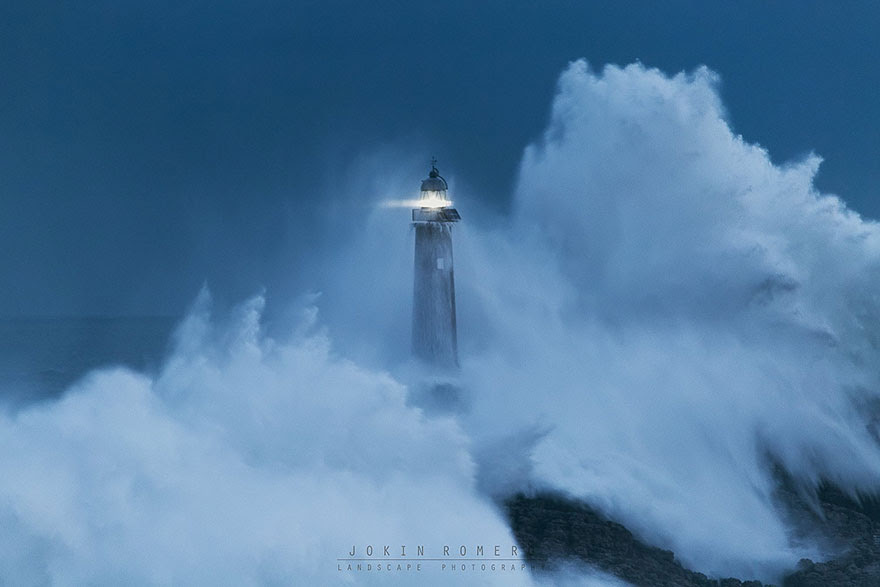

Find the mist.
xmin=0 ymin=289 xmax=533 ymax=585
xmin=459 ymin=61 xmax=880 ymax=579
xmin=315 ymin=60 xmax=880 ymax=581
xmin=2 ymin=59 xmax=880 ymax=584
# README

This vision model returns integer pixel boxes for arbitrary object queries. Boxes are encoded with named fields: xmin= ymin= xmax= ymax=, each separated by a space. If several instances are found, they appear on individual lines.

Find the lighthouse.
xmin=412 ymin=162 xmax=461 ymax=368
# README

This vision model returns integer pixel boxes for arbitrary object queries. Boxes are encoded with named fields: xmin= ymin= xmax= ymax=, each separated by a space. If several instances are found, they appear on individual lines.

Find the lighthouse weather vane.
xmin=411 ymin=160 xmax=461 ymax=368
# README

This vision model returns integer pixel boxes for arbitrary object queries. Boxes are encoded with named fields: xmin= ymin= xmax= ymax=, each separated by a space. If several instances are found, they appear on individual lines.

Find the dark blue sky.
xmin=1 ymin=1 xmax=878 ymax=316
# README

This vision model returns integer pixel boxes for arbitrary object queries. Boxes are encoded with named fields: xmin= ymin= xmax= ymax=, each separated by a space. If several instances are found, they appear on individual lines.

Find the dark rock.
xmin=504 ymin=492 xmax=763 ymax=587
xmin=773 ymin=469 xmax=880 ymax=586
xmin=503 ymin=470 xmax=880 ymax=586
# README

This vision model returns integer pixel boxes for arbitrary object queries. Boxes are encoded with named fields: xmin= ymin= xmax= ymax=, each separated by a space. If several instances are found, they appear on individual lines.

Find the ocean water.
xmin=3 ymin=62 xmax=880 ymax=584
xmin=0 ymin=317 xmax=178 ymax=407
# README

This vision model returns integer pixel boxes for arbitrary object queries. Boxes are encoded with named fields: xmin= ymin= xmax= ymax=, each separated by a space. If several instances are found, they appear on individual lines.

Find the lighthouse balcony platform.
xmin=412 ymin=207 xmax=461 ymax=223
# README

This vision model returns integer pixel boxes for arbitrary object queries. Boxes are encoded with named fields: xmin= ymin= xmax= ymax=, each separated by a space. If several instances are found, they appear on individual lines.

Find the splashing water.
xmin=2 ymin=60 xmax=880 ymax=585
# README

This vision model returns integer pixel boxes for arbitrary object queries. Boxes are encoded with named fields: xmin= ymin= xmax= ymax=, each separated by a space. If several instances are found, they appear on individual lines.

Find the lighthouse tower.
xmin=412 ymin=162 xmax=461 ymax=368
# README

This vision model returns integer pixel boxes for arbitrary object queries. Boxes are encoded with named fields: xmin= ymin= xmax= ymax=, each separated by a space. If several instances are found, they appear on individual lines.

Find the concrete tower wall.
xmin=412 ymin=221 xmax=458 ymax=367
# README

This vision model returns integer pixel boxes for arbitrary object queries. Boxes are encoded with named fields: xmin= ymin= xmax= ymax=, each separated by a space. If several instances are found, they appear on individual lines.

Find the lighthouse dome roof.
xmin=420 ymin=166 xmax=448 ymax=192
